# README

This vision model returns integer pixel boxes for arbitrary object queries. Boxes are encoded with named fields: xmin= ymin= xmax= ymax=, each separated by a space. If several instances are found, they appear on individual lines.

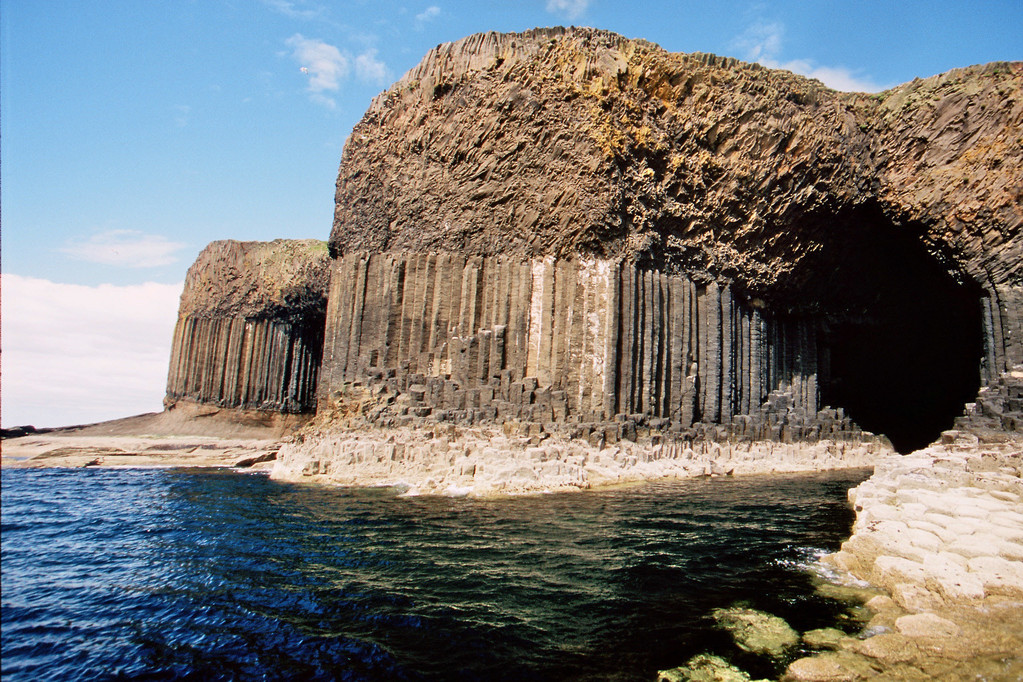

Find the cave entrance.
xmin=787 ymin=205 xmax=983 ymax=453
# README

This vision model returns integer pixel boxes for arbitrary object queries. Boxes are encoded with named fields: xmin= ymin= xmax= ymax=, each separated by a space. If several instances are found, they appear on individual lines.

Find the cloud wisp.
xmin=355 ymin=49 xmax=389 ymax=84
xmin=62 ymin=230 xmax=187 ymax=268
xmin=732 ymin=18 xmax=888 ymax=92
xmin=732 ymin=19 xmax=785 ymax=64
xmin=287 ymin=33 xmax=349 ymax=93
xmin=415 ymin=5 xmax=441 ymax=29
xmin=263 ymin=0 xmax=321 ymax=19
xmin=546 ymin=0 xmax=590 ymax=20
xmin=0 ymin=274 xmax=183 ymax=428
xmin=174 ymin=104 xmax=191 ymax=128
xmin=287 ymin=34 xmax=390 ymax=107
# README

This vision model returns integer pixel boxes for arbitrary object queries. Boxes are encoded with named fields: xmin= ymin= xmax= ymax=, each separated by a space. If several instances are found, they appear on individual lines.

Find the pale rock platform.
xmin=271 ymin=422 xmax=886 ymax=495
xmin=785 ymin=434 xmax=1023 ymax=680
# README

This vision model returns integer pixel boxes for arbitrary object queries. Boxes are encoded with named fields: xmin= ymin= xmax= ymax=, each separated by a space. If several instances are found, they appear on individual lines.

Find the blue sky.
xmin=2 ymin=0 xmax=1021 ymax=427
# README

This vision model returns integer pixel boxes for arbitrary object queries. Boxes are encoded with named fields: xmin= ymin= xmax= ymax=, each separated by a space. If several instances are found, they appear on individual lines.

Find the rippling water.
xmin=1 ymin=467 xmax=869 ymax=681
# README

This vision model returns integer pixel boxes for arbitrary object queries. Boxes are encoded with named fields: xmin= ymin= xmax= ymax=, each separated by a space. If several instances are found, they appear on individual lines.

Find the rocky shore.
xmin=658 ymin=370 xmax=1023 ymax=681
xmin=0 ymin=405 xmax=303 ymax=470
xmin=270 ymin=421 xmax=889 ymax=496
xmin=787 ymin=439 xmax=1023 ymax=681
xmin=1 ymin=433 xmax=281 ymax=470
xmin=657 ymin=438 xmax=1022 ymax=682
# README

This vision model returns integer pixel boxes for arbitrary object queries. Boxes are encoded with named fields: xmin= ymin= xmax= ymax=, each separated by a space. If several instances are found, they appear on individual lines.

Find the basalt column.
xmin=317 ymin=253 xmax=620 ymax=422
xmin=318 ymin=253 xmax=827 ymax=431
xmin=165 ymin=239 xmax=330 ymax=414
xmin=166 ymin=316 xmax=324 ymax=413
xmin=982 ymin=284 xmax=1023 ymax=385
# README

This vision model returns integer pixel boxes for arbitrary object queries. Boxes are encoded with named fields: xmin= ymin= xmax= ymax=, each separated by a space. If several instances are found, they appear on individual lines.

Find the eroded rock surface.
xmin=312 ymin=27 xmax=1023 ymax=457
xmin=332 ymin=28 xmax=1021 ymax=301
xmin=166 ymin=239 xmax=329 ymax=413
xmin=272 ymin=418 xmax=881 ymax=496
xmin=176 ymin=239 xmax=330 ymax=320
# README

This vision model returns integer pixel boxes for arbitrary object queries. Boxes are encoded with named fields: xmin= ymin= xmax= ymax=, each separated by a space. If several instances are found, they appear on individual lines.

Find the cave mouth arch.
xmin=779 ymin=204 xmax=984 ymax=454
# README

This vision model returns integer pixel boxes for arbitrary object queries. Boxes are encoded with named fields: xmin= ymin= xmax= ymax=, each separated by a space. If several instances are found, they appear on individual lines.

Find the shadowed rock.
xmin=712 ymin=606 xmax=800 ymax=657
xmin=658 ymin=653 xmax=763 ymax=682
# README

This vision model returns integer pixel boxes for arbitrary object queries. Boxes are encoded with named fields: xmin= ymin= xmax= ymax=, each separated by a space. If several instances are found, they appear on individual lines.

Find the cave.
xmin=789 ymin=205 xmax=984 ymax=453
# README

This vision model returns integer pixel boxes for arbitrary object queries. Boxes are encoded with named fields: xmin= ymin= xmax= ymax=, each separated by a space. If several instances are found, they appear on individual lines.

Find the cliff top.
xmin=330 ymin=27 xmax=1022 ymax=299
xmin=178 ymin=239 xmax=330 ymax=319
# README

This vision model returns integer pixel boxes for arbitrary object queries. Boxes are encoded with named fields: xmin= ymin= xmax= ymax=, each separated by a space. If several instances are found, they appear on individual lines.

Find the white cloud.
xmin=286 ymin=34 xmax=391 ymax=106
xmin=309 ymin=92 xmax=338 ymax=109
xmin=415 ymin=5 xmax=441 ymax=28
xmin=732 ymin=18 xmax=887 ymax=92
xmin=287 ymin=33 xmax=349 ymax=93
xmin=355 ymin=49 xmax=390 ymax=84
xmin=546 ymin=0 xmax=589 ymax=20
xmin=769 ymin=59 xmax=887 ymax=93
xmin=0 ymin=274 xmax=183 ymax=428
xmin=62 ymin=230 xmax=187 ymax=268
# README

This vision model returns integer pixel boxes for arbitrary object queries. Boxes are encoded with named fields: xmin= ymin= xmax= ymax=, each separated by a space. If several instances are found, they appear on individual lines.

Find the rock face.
xmin=166 ymin=239 xmax=330 ymax=414
xmin=321 ymin=27 xmax=1021 ymax=453
xmin=331 ymin=28 xmax=1020 ymax=294
xmin=318 ymin=252 xmax=873 ymax=444
xmin=171 ymin=28 xmax=1021 ymax=464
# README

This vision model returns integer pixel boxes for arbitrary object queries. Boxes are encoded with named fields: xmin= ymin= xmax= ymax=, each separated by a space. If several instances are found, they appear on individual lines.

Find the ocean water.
xmin=1 ymin=467 xmax=869 ymax=681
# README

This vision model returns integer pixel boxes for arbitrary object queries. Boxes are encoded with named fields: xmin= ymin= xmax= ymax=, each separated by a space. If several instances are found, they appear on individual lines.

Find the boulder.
xmin=712 ymin=607 xmax=799 ymax=657
xmin=894 ymin=613 xmax=961 ymax=639
xmin=801 ymin=628 xmax=849 ymax=651
xmin=658 ymin=653 xmax=758 ymax=682
xmin=782 ymin=651 xmax=879 ymax=681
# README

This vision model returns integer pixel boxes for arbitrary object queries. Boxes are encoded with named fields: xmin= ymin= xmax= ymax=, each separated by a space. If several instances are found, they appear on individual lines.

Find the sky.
xmin=2 ymin=0 xmax=1021 ymax=428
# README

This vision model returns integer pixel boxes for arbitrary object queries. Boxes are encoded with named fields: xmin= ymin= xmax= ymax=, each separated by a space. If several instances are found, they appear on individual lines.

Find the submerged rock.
xmin=893 ymin=612 xmax=961 ymax=639
xmin=711 ymin=607 xmax=799 ymax=657
xmin=849 ymin=632 xmax=920 ymax=665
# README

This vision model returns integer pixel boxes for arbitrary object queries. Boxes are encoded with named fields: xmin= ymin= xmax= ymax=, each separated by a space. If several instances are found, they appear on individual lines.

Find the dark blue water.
xmin=1 ymin=467 xmax=869 ymax=681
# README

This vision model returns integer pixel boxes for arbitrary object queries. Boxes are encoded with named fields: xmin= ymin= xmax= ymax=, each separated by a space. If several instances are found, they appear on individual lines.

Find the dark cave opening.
xmin=790 ymin=206 xmax=984 ymax=454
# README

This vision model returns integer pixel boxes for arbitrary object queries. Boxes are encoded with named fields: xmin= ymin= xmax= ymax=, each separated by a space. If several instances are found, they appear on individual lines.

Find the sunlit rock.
xmin=657 ymin=653 xmax=761 ymax=682
xmin=711 ymin=606 xmax=799 ymax=657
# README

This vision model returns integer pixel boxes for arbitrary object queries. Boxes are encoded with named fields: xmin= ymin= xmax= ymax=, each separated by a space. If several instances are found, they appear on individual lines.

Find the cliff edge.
xmin=331 ymin=27 xmax=1021 ymax=298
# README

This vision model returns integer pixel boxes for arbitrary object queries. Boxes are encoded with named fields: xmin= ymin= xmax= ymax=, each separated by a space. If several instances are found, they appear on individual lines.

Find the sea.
xmin=1 ymin=467 xmax=870 ymax=681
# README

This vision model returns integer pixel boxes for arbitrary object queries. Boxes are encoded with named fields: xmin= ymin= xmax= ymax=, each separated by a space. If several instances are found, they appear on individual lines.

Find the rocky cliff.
xmin=170 ymin=28 xmax=1020 ymax=464
xmin=166 ymin=239 xmax=329 ymax=413
xmin=331 ymin=28 xmax=1020 ymax=297
xmin=318 ymin=28 xmax=1020 ymax=454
